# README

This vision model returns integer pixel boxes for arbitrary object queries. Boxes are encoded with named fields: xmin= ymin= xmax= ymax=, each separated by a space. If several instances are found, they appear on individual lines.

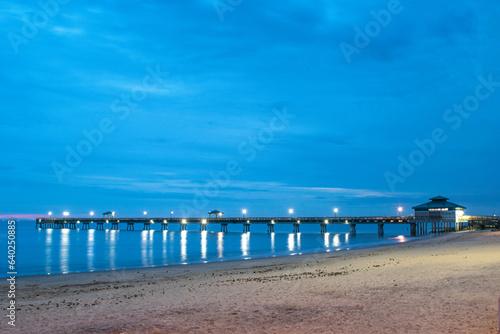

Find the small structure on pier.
xmin=412 ymin=196 xmax=465 ymax=223
xmin=208 ymin=210 xmax=224 ymax=218
xmin=102 ymin=211 xmax=115 ymax=218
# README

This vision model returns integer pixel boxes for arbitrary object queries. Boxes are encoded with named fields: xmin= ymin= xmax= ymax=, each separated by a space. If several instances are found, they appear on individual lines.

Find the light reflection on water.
xmin=60 ymin=229 xmax=69 ymax=273
xmin=141 ymin=231 xmax=154 ymax=267
xmin=217 ymin=232 xmax=224 ymax=258
xmin=180 ymin=230 xmax=187 ymax=263
xmin=87 ymin=230 xmax=95 ymax=271
xmin=45 ymin=229 xmax=52 ymax=273
xmin=201 ymin=231 xmax=207 ymax=259
xmin=333 ymin=234 xmax=340 ymax=248
xmin=162 ymin=231 xmax=168 ymax=265
xmin=13 ymin=222 xmax=419 ymax=276
xmin=241 ymin=233 xmax=249 ymax=257
xmin=287 ymin=233 xmax=295 ymax=252
xmin=109 ymin=230 xmax=117 ymax=270
xmin=324 ymin=233 xmax=330 ymax=248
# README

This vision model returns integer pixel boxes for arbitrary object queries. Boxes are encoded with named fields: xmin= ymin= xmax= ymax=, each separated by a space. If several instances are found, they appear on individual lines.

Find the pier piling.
xmin=293 ymin=223 xmax=300 ymax=233
xmin=349 ymin=223 xmax=357 ymax=235
xmin=267 ymin=223 xmax=274 ymax=233
xmin=320 ymin=223 xmax=327 ymax=234
xmin=378 ymin=223 xmax=384 ymax=236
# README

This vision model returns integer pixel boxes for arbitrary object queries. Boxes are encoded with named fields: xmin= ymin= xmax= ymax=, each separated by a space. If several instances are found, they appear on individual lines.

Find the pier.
xmin=33 ymin=215 xmax=499 ymax=236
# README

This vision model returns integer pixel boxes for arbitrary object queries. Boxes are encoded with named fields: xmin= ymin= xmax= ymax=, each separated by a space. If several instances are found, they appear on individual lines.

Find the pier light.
xmin=143 ymin=211 xmax=147 ymax=216
xmin=171 ymin=211 xmax=174 ymax=218
xmin=163 ymin=220 xmax=167 ymax=223
xmin=63 ymin=211 xmax=69 ymax=217
xmin=271 ymin=220 xmax=275 ymax=224
xmin=77 ymin=221 xmax=80 ymax=224
xmin=182 ymin=219 xmax=187 ymax=224
xmin=247 ymin=220 xmax=250 ymax=223
xmin=112 ymin=212 xmax=115 ymax=218
xmin=90 ymin=211 xmax=94 ymax=216
xmin=218 ymin=212 xmax=223 ymax=217
xmin=202 ymin=219 xmax=207 ymax=224
xmin=288 ymin=208 xmax=294 ymax=216
xmin=150 ymin=219 xmax=154 ymax=224
xmin=106 ymin=220 xmax=109 ymax=223
xmin=334 ymin=208 xmax=338 ymax=217
xmin=242 ymin=209 xmax=247 ymax=217
xmin=297 ymin=220 xmax=300 ymax=224
xmin=325 ymin=220 xmax=329 ymax=224
xmin=48 ymin=211 xmax=52 ymax=216
xmin=398 ymin=206 xmax=403 ymax=215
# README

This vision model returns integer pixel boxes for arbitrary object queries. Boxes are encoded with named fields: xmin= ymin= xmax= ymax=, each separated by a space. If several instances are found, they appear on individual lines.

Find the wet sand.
xmin=13 ymin=230 xmax=500 ymax=333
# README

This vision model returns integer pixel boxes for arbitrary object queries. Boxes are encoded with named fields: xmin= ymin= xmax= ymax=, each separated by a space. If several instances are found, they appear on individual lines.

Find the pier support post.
xmin=200 ymin=223 xmax=207 ymax=231
xmin=97 ymin=222 xmax=104 ymax=230
xmin=293 ymin=223 xmax=300 ymax=233
xmin=320 ymin=224 xmax=327 ymax=234
xmin=83 ymin=222 xmax=90 ymax=230
xmin=243 ymin=223 xmax=250 ymax=232
xmin=161 ymin=223 xmax=168 ymax=231
xmin=267 ymin=223 xmax=274 ymax=233
xmin=221 ymin=223 xmax=228 ymax=232
xmin=127 ymin=223 xmax=134 ymax=231
xmin=410 ymin=223 xmax=417 ymax=237
xmin=112 ymin=222 xmax=119 ymax=230
xmin=143 ymin=223 xmax=150 ymax=231
xmin=180 ymin=223 xmax=187 ymax=231
xmin=349 ymin=223 xmax=356 ymax=235
xmin=378 ymin=223 xmax=384 ymax=236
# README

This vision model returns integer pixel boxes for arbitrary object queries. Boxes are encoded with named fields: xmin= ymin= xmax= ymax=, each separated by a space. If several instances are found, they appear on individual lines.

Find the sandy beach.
xmin=13 ymin=230 xmax=500 ymax=333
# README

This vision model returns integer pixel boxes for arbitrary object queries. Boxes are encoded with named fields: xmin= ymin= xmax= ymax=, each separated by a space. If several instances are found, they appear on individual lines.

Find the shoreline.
xmin=15 ymin=230 xmax=500 ymax=333
xmin=15 ymin=231 xmax=433 ymax=279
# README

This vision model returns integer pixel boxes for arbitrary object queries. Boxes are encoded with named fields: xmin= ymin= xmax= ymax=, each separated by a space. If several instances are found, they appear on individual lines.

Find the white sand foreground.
xmin=12 ymin=230 xmax=500 ymax=333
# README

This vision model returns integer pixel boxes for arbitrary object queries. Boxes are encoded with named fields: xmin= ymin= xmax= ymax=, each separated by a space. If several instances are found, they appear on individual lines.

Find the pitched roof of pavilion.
xmin=412 ymin=196 xmax=466 ymax=210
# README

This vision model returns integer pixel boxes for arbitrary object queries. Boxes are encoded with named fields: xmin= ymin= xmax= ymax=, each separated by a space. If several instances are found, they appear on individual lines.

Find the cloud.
xmin=1 ymin=0 xmax=499 ymax=215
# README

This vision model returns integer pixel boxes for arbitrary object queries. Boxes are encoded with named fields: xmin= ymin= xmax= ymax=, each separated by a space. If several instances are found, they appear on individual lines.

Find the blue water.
xmin=1 ymin=220 xmax=421 ymax=277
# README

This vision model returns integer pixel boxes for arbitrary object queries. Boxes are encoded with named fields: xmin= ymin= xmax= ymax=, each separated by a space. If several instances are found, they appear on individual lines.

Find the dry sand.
xmin=12 ymin=230 xmax=500 ymax=334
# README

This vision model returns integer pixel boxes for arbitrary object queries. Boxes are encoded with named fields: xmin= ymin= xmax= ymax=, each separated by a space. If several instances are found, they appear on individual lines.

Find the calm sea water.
xmin=2 ymin=220 xmax=421 ymax=277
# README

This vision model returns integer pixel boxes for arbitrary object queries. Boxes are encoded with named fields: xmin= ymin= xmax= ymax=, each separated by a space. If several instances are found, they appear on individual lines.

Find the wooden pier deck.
xmin=33 ymin=215 xmax=497 ymax=236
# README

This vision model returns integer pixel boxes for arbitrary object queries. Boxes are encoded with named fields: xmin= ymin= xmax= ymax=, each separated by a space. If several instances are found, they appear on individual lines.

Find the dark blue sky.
xmin=1 ymin=0 xmax=499 ymax=218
